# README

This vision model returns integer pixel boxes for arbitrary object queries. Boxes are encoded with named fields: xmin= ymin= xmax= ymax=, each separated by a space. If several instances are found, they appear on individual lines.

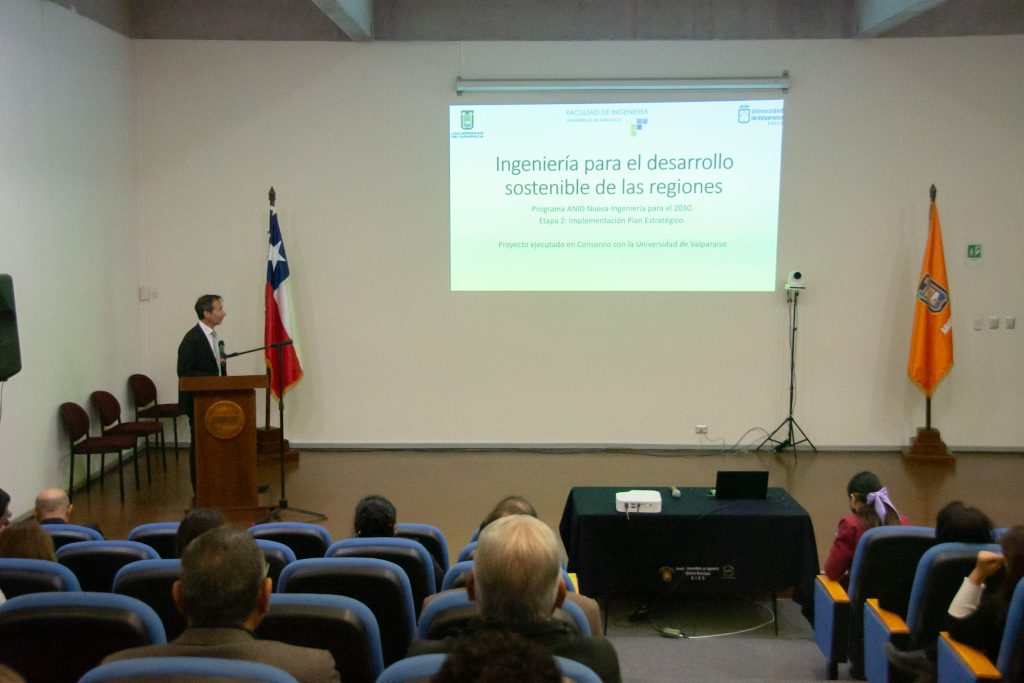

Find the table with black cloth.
xmin=558 ymin=486 xmax=820 ymax=622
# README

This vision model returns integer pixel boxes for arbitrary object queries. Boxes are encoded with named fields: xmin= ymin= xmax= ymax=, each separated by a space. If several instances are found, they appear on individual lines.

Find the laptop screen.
xmin=714 ymin=470 xmax=769 ymax=499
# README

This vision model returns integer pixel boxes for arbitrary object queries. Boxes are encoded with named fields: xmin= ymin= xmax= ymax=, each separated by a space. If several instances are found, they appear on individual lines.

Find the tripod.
xmin=758 ymin=289 xmax=816 ymax=454
xmin=224 ymin=340 xmax=325 ymax=521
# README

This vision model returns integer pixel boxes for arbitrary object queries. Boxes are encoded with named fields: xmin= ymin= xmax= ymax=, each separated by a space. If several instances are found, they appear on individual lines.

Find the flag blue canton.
xmin=267 ymin=212 xmax=290 ymax=287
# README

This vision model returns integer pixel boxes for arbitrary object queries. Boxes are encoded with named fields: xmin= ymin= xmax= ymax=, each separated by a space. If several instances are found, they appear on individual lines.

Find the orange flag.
xmin=908 ymin=187 xmax=953 ymax=397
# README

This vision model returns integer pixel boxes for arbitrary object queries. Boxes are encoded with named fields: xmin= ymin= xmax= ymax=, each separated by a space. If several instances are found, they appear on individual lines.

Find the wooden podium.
xmin=179 ymin=374 xmax=268 ymax=513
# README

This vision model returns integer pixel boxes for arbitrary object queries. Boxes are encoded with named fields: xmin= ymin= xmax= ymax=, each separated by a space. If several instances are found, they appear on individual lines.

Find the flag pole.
xmin=265 ymin=187 xmax=275 ymax=430
xmin=256 ymin=186 xmax=299 ymax=469
xmin=904 ymin=184 xmax=953 ymax=466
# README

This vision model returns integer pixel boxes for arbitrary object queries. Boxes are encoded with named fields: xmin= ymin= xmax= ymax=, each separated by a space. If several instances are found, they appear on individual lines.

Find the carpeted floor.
xmin=605 ymin=595 xmax=860 ymax=682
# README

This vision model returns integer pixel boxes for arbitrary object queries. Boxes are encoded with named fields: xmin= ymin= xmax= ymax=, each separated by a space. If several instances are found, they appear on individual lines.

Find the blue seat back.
xmin=127 ymin=522 xmax=180 ymax=559
xmin=0 ymin=558 xmax=82 ymax=596
xmin=396 ymin=522 xmax=450 ymax=575
xmin=255 ymin=539 xmax=297 ymax=589
xmin=0 ymin=591 xmax=166 ymax=683
xmin=111 ymin=558 xmax=184 ymax=640
xmin=906 ymin=542 xmax=1002 ymax=649
xmin=278 ymin=557 xmax=415 ymax=666
xmin=996 ymin=578 xmax=1024 ymax=679
xmin=57 ymin=540 xmax=160 ymax=592
xmin=326 ymin=537 xmax=434 ymax=618
xmin=417 ymin=588 xmax=590 ymax=640
xmin=79 ymin=656 xmax=298 ymax=682
xmin=376 ymin=653 xmax=446 ymax=683
xmin=248 ymin=522 xmax=331 ymax=560
xmin=41 ymin=522 xmax=104 ymax=549
xmin=844 ymin=525 xmax=935 ymax=673
xmin=456 ymin=541 xmax=477 ymax=563
xmin=259 ymin=593 xmax=384 ymax=683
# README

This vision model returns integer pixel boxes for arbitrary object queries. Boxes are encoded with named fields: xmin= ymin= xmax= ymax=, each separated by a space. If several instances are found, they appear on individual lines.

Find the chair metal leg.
xmin=159 ymin=425 xmax=168 ymax=470
xmin=96 ymin=453 xmax=102 ymax=488
xmin=69 ymin=451 xmax=76 ymax=502
xmin=145 ymin=434 xmax=152 ymax=484
xmin=117 ymin=450 xmax=125 ymax=503
xmin=173 ymin=418 xmax=180 ymax=461
xmin=132 ymin=442 xmax=141 ymax=490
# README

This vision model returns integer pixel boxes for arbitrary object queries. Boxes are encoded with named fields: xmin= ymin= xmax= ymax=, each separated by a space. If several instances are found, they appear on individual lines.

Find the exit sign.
xmin=966 ymin=244 xmax=982 ymax=267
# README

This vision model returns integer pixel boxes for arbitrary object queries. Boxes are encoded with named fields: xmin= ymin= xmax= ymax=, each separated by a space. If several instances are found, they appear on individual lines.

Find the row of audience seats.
xmin=75 ymin=653 xmax=603 ymax=683
xmin=0 ymin=520 xmax=590 ymax=683
xmin=813 ymin=525 xmax=1023 ymax=682
xmin=58 ymin=374 xmax=182 ymax=504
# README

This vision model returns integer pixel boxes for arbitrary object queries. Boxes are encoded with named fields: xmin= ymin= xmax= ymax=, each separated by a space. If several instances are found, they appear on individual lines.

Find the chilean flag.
xmin=265 ymin=207 xmax=303 ymax=398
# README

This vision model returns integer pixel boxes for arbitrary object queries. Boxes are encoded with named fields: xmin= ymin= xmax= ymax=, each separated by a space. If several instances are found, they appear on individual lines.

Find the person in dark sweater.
xmin=887 ymin=524 xmax=1024 ymax=682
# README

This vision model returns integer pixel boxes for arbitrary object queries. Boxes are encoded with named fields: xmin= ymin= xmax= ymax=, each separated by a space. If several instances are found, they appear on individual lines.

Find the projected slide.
xmin=449 ymin=100 xmax=784 ymax=291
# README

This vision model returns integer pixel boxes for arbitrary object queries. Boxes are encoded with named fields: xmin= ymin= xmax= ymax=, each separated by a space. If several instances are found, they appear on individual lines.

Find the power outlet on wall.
xmin=695 ymin=425 xmax=708 ymax=435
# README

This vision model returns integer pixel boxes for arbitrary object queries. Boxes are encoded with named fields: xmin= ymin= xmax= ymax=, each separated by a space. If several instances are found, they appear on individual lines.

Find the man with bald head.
xmin=410 ymin=514 xmax=621 ymax=682
xmin=34 ymin=487 xmax=102 ymax=534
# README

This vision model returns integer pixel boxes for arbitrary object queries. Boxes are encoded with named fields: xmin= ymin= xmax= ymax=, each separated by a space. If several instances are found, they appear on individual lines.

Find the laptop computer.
xmin=713 ymin=470 xmax=769 ymax=499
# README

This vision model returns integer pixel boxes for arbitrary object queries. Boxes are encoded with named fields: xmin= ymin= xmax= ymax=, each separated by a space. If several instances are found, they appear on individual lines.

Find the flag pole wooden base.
xmin=902 ymin=427 xmax=955 ymax=467
xmin=257 ymin=426 xmax=300 ymax=464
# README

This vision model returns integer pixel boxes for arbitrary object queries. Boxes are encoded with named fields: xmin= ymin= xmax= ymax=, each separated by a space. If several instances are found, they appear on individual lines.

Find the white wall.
xmin=136 ymin=36 xmax=1024 ymax=449
xmin=0 ymin=0 xmax=140 ymax=516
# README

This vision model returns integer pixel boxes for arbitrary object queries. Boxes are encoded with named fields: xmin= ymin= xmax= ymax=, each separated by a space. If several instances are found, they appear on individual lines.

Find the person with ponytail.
xmin=824 ymin=471 xmax=908 ymax=586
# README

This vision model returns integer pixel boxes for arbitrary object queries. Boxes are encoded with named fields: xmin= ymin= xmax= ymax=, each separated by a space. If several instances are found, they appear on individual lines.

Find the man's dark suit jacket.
xmin=102 ymin=627 xmax=339 ymax=683
xmin=177 ymin=323 xmax=219 ymax=417
xmin=408 ymin=618 xmax=621 ymax=683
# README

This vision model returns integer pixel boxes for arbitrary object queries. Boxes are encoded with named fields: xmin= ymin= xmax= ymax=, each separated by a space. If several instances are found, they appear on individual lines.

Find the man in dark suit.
xmin=177 ymin=294 xmax=226 ymax=492
xmin=102 ymin=526 xmax=338 ymax=682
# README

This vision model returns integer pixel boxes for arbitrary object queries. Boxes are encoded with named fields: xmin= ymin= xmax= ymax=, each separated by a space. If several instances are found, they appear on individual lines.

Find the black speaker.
xmin=0 ymin=274 xmax=22 ymax=381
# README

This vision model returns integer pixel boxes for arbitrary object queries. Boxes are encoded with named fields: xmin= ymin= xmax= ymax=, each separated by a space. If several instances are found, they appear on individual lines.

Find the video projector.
xmin=615 ymin=489 xmax=662 ymax=513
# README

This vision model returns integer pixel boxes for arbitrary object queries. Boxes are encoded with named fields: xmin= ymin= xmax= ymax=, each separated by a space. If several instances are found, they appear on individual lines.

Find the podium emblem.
xmin=205 ymin=400 xmax=245 ymax=440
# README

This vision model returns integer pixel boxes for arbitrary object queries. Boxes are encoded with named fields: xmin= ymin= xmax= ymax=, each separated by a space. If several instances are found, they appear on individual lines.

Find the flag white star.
xmin=268 ymin=240 xmax=286 ymax=270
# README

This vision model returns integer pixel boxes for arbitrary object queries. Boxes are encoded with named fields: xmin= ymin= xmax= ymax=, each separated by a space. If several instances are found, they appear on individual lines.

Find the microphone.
xmin=270 ymin=339 xmax=293 ymax=348
xmin=218 ymin=340 xmax=227 ymax=375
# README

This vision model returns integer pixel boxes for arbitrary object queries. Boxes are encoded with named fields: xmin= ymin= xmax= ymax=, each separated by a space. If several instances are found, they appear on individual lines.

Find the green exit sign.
xmin=966 ymin=244 xmax=983 ymax=267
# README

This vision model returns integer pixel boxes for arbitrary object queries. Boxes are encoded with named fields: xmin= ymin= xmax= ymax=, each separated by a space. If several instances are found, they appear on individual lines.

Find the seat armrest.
xmin=864 ymin=598 xmax=911 ymax=682
xmin=814 ymin=575 xmax=851 ymax=679
xmin=936 ymin=631 xmax=1001 ymax=682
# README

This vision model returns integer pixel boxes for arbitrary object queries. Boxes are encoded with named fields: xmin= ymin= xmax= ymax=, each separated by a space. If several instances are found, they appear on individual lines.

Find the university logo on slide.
xmin=916 ymin=274 xmax=949 ymax=313
xmin=461 ymin=110 xmax=475 ymax=130
xmin=737 ymin=105 xmax=751 ymax=124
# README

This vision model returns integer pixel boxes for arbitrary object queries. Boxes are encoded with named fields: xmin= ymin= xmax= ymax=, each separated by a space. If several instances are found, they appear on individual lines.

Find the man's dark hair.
xmin=175 ymin=507 xmax=226 ymax=557
xmin=479 ymin=495 xmax=537 ymax=531
xmin=354 ymin=495 xmax=396 ymax=537
xmin=432 ymin=629 xmax=560 ymax=683
xmin=0 ymin=488 xmax=10 ymax=523
xmin=179 ymin=526 xmax=266 ymax=628
xmin=935 ymin=501 xmax=994 ymax=544
xmin=194 ymin=294 xmax=222 ymax=320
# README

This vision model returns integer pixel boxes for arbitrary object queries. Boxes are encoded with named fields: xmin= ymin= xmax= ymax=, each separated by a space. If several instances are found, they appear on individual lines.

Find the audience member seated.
xmin=408 ymin=515 xmax=621 ymax=683
xmin=824 ymin=471 xmax=907 ymax=587
xmin=102 ymin=526 xmax=339 ymax=683
xmin=935 ymin=501 xmax=994 ymax=544
xmin=175 ymin=507 xmax=226 ymax=557
xmin=0 ymin=489 xmax=11 ymax=533
xmin=354 ymin=495 xmax=397 ymax=538
xmin=432 ymin=628 xmax=561 ymax=683
xmin=876 ymin=501 xmax=995 ymax=617
xmin=34 ymin=487 xmax=102 ymax=534
xmin=353 ymin=494 xmax=444 ymax=589
xmin=451 ymin=494 xmax=603 ymax=636
xmin=0 ymin=520 xmax=56 ymax=561
xmin=887 ymin=524 xmax=1024 ymax=681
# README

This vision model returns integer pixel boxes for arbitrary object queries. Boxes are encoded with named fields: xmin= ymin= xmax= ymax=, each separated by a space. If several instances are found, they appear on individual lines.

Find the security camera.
xmin=785 ymin=270 xmax=806 ymax=290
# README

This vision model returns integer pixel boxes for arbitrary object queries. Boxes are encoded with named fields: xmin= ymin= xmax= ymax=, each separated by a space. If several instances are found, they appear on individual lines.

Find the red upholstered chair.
xmin=58 ymin=402 xmax=136 ymax=503
xmin=90 ymin=390 xmax=164 ymax=491
xmin=128 ymin=373 xmax=183 ymax=464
